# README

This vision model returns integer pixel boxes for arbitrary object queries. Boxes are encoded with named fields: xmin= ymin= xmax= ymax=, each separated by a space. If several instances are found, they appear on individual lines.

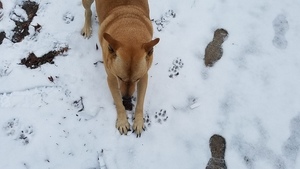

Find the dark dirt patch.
xmin=0 ymin=1 xmax=3 ymax=21
xmin=204 ymin=28 xmax=228 ymax=67
xmin=20 ymin=47 xmax=69 ymax=69
xmin=73 ymin=97 xmax=84 ymax=112
xmin=0 ymin=31 xmax=5 ymax=45
xmin=0 ymin=1 xmax=4 ymax=44
xmin=206 ymin=134 xmax=227 ymax=169
xmin=209 ymin=134 xmax=226 ymax=159
xmin=11 ymin=1 xmax=39 ymax=43
xmin=122 ymin=96 xmax=133 ymax=111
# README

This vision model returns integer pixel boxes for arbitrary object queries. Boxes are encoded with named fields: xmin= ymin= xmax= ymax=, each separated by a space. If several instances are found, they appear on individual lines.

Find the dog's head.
xmin=103 ymin=33 xmax=159 ymax=99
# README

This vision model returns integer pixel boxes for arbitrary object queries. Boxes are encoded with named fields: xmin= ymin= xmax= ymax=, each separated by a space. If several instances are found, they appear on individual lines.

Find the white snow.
xmin=1 ymin=0 xmax=300 ymax=168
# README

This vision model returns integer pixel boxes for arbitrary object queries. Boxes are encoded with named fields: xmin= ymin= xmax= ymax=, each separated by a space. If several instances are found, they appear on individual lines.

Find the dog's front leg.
xmin=107 ymin=75 xmax=130 ymax=135
xmin=81 ymin=0 xmax=94 ymax=38
xmin=133 ymin=73 xmax=148 ymax=137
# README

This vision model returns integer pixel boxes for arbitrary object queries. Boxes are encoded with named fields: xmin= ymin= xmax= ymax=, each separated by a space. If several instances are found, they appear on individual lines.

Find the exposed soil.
xmin=206 ymin=134 xmax=227 ymax=169
xmin=209 ymin=134 xmax=226 ymax=159
xmin=0 ymin=31 xmax=5 ymax=45
xmin=0 ymin=1 xmax=3 ymax=21
xmin=11 ymin=1 xmax=39 ymax=43
xmin=204 ymin=29 xmax=228 ymax=67
xmin=20 ymin=47 xmax=69 ymax=69
xmin=122 ymin=97 xmax=133 ymax=111
xmin=0 ymin=1 xmax=4 ymax=44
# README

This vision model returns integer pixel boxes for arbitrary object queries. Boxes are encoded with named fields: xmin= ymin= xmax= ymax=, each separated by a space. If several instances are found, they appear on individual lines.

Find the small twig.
xmin=73 ymin=97 xmax=84 ymax=112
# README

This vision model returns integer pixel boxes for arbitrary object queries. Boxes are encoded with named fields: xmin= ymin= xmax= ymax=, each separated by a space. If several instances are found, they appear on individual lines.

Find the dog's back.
xmin=96 ymin=0 xmax=150 ymax=23
xmin=81 ymin=0 xmax=159 ymax=136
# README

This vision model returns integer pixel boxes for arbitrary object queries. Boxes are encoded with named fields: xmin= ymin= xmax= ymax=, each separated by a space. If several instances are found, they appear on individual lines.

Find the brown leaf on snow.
xmin=20 ymin=47 xmax=70 ymax=69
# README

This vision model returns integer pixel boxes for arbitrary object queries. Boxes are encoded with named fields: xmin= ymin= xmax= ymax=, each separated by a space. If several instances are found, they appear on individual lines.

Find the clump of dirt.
xmin=204 ymin=28 xmax=228 ymax=67
xmin=73 ymin=97 xmax=84 ymax=112
xmin=11 ymin=1 xmax=39 ymax=43
xmin=122 ymin=97 xmax=133 ymax=111
xmin=0 ymin=1 xmax=4 ymax=45
xmin=20 ymin=47 xmax=69 ymax=69
xmin=0 ymin=31 xmax=5 ymax=45
xmin=0 ymin=1 xmax=3 ymax=21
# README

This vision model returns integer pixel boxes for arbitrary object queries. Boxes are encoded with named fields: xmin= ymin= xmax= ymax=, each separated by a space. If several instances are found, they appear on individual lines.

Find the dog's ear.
xmin=143 ymin=38 xmax=160 ymax=56
xmin=103 ymin=33 xmax=120 ymax=53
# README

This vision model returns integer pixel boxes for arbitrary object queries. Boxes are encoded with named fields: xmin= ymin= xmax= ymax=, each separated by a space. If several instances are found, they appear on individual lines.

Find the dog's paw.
xmin=116 ymin=118 xmax=130 ymax=135
xmin=81 ymin=26 xmax=92 ymax=38
xmin=132 ymin=117 xmax=145 ymax=138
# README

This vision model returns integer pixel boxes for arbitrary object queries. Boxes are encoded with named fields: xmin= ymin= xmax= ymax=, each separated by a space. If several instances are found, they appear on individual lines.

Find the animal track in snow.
xmin=18 ymin=125 xmax=34 ymax=145
xmin=283 ymin=114 xmax=300 ymax=166
xmin=3 ymin=118 xmax=34 ymax=145
xmin=144 ymin=114 xmax=151 ymax=127
xmin=154 ymin=10 xmax=176 ymax=32
xmin=272 ymin=14 xmax=289 ymax=49
xmin=154 ymin=109 xmax=168 ymax=124
xmin=3 ymin=118 xmax=19 ymax=136
xmin=63 ymin=12 xmax=74 ymax=24
xmin=169 ymin=58 xmax=184 ymax=78
xmin=233 ymin=136 xmax=286 ymax=169
xmin=0 ymin=61 xmax=12 ymax=77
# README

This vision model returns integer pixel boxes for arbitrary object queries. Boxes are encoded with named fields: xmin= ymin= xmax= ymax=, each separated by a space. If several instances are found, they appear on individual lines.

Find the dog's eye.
xmin=136 ymin=78 xmax=140 ymax=82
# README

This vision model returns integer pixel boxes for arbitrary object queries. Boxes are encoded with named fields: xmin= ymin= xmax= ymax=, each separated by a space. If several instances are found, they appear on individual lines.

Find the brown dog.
xmin=81 ymin=0 xmax=159 ymax=137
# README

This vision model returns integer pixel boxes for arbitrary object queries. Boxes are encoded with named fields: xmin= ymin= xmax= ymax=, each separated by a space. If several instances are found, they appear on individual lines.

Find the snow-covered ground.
xmin=1 ymin=0 xmax=300 ymax=168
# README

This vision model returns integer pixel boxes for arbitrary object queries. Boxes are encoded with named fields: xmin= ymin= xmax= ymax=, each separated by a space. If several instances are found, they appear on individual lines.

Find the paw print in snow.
xmin=3 ymin=118 xmax=34 ymax=145
xmin=0 ymin=61 xmax=12 ymax=77
xmin=144 ymin=114 xmax=151 ymax=127
xmin=155 ymin=109 xmax=168 ymax=124
xmin=272 ymin=14 xmax=289 ymax=49
xmin=19 ymin=125 xmax=34 ymax=145
xmin=3 ymin=118 xmax=19 ymax=136
xmin=63 ymin=12 xmax=74 ymax=24
xmin=169 ymin=58 xmax=184 ymax=78
xmin=154 ymin=10 xmax=176 ymax=32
